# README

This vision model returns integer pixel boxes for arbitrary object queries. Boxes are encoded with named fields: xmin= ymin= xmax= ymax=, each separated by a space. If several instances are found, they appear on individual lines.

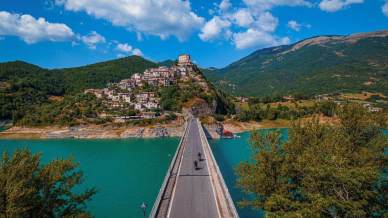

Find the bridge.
xmin=150 ymin=117 xmax=239 ymax=218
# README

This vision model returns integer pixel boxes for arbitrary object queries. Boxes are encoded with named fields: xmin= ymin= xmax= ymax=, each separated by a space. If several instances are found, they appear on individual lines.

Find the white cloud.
xmin=383 ymin=1 xmax=388 ymax=17
xmin=288 ymin=20 xmax=301 ymax=31
xmin=233 ymin=28 xmax=290 ymax=49
xmin=254 ymin=12 xmax=278 ymax=32
xmin=199 ymin=16 xmax=231 ymax=41
xmin=202 ymin=3 xmax=284 ymax=49
xmin=232 ymin=9 xmax=254 ymax=27
xmin=55 ymin=0 xmax=204 ymax=41
xmin=117 ymin=43 xmax=133 ymax=53
xmin=243 ymin=0 xmax=312 ymax=12
xmin=80 ymin=31 xmax=105 ymax=49
xmin=287 ymin=20 xmax=311 ymax=31
xmin=220 ymin=0 xmax=232 ymax=11
xmin=0 ymin=11 xmax=74 ymax=44
xmin=319 ymin=0 xmax=364 ymax=12
xmin=132 ymin=48 xmax=143 ymax=56
xmin=116 ymin=43 xmax=143 ymax=56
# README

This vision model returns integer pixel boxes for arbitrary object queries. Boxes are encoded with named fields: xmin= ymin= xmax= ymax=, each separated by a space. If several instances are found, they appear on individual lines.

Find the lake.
xmin=210 ymin=128 xmax=289 ymax=218
xmin=210 ymin=128 xmax=388 ymax=218
xmin=0 ymin=128 xmax=385 ymax=217
xmin=0 ymin=138 xmax=179 ymax=218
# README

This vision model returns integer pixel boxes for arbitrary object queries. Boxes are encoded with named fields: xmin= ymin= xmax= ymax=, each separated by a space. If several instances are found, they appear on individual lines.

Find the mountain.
xmin=59 ymin=56 xmax=158 ymax=93
xmin=0 ymin=55 xmax=234 ymax=125
xmin=0 ymin=56 xmax=157 ymax=122
xmin=158 ymin=59 xmax=176 ymax=67
xmin=205 ymin=30 xmax=388 ymax=97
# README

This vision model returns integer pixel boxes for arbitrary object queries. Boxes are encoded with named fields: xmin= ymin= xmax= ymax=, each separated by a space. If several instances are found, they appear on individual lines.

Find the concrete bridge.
xmin=150 ymin=118 xmax=239 ymax=218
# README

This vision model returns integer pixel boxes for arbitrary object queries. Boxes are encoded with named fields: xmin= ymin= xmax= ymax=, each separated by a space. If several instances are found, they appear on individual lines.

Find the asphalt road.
xmin=168 ymin=118 xmax=219 ymax=218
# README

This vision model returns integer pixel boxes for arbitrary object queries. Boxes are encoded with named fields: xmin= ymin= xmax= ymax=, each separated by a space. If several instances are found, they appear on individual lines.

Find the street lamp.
xmin=140 ymin=202 xmax=147 ymax=218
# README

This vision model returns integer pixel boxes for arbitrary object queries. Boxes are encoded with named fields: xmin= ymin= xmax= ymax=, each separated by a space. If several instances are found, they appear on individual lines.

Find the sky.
xmin=0 ymin=0 xmax=388 ymax=69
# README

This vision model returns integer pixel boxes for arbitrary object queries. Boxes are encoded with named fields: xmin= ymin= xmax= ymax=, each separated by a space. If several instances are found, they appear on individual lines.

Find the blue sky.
xmin=0 ymin=0 xmax=387 ymax=69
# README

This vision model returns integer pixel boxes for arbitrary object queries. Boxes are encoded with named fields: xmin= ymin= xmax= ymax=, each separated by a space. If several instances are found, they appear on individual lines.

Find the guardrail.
xmin=197 ymin=119 xmax=239 ymax=218
xmin=149 ymin=119 xmax=189 ymax=218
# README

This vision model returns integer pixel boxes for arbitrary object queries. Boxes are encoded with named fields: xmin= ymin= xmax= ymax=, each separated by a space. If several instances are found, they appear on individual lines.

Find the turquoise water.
xmin=0 ymin=138 xmax=179 ymax=218
xmin=210 ymin=128 xmax=289 ymax=218
xmin=210 ymin=129 xmax=387 ymax=218
xmin=0 ymin=129 xmax=385 ymax=217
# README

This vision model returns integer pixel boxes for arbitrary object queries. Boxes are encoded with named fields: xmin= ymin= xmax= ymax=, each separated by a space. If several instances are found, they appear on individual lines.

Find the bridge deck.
xmin=150 ymin=118 xmax=238 ymax=218
xmin=168 ymin=118 xmax=219 ymax=217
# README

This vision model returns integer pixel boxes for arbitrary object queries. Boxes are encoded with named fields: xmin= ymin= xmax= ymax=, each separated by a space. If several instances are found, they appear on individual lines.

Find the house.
xmin=136 ymin=92 xmax=156 ymax=100
xmin=118 ymin=93 xmax=132 ymax=103
xmin=178 ymin=67 xmax=187 ymax=76
xmin=146 ymin=78 xmax=159 ymax=86
xmin=158 ymin=78 xmax=171 ymax=86
xmin=118 ymin=79 xmax=133 ymax=91
xmin=144 ymin=101 xmax=159 ymax=110
xmin=110 ymin=101 xmax=122 ymax=108
xmin=135 ymin=103 xmax=144 ymax=111
xmin=132 ymin=73 xmax=143 ymax=85
xmin=141 ymin=112 xmax=156 ymax=119
xmin=368 ymin=107 xmax=383 ymax=113
xmin=363 ymin=103 xmax=382 ymax=113
xmin=84 ymin=89 xmax=104 ymax=98
xmin=111 ymin=95 xmax=120 ymax=101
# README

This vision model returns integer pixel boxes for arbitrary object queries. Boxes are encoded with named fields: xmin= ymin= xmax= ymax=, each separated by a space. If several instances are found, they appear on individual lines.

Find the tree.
xmin=236 ymin=104 xmax=387 ymax=217
xmin=0 ymin=149 xmax=96 ymax=217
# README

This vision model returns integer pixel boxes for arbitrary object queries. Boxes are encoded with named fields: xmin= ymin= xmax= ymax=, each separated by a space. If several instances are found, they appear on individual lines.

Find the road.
xmin=168 ymin=118 xmax=219 ymax=218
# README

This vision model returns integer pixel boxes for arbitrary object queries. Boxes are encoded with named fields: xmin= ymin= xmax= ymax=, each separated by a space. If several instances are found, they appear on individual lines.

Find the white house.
xmin=135 ymin=103 xmax=144 ymax=111
xmin=118 ymin=93 xmax=132 ymax=103
xmin=144 ymin=101 xmax=159 ymax=110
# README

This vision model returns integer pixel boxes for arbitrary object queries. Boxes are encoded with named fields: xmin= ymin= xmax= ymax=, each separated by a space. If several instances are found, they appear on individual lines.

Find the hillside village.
xmin=84 ymin=54 xmax=196 ymax=121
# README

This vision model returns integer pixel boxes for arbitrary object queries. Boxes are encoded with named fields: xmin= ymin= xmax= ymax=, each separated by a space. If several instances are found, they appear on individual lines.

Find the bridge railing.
xmin=197 ymin=119 xmax=240 ymax=218
xmin=149 ymin=119 xmax=189 ymax=218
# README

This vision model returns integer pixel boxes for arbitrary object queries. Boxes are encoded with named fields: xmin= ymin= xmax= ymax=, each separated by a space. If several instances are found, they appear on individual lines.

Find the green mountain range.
xmin=0 ymin=56 xmax=234 ymax=125
xmin=1 ymin=30 xmax=388 ymax=124
xmin=204 ymin=30 xmax=388 ymax=97
xmin=0 ymin=56 xmax=157 ymax=122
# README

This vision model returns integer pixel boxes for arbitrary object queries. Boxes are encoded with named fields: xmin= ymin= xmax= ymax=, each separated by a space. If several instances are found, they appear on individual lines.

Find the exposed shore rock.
xmin=0 ymin=120 xmax=268 ymax=139
xmin=0 ymin=123 xmax=184 ymax=139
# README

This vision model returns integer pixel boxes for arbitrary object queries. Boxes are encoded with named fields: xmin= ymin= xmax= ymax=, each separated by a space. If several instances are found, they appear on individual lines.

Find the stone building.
xmin=178 ymin=54 xmax=191 ymax=66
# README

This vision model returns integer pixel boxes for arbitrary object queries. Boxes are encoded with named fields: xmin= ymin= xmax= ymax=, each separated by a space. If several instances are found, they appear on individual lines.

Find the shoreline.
xmin=0 ymin=116 xmax=339 ymax=139
xmin=0 ymin=120 xmax=278 ymax=139
xmin=0 ymin=123 xmax=184 ymax=139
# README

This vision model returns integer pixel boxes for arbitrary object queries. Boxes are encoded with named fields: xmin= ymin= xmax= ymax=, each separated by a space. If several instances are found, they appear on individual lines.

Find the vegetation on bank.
xmin=236 ymin=104 xmax=387 ymax=217
xmin=0 ymin=149 xmax=96 ymax=217
xmin=235 ymin=99 xmax=337 ymax=122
